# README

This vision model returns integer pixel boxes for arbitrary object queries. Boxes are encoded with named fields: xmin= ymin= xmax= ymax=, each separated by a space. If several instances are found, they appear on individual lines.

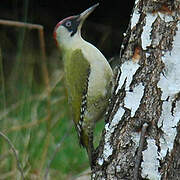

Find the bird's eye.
xmin=65 ymin=21 xmax=71 ymax=27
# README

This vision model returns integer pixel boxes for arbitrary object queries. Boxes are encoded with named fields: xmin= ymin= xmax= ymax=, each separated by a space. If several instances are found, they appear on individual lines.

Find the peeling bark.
xmin=92 ymin=0 xmax=180 ymax=179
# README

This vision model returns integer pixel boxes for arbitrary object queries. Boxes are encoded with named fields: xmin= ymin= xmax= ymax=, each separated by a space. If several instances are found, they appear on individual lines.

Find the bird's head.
xmin=53 ymin=3 xmax=99 ymax=50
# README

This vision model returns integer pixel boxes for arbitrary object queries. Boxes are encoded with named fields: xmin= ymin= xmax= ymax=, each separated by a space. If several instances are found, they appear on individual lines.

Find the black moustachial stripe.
xmin=62 ymin=16 xmax=80 ymax=37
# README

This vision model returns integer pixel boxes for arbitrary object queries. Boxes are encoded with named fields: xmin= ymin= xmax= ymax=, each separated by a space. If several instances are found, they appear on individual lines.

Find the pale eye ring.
xmin=65 ymin=21 xmax=71 ymax=27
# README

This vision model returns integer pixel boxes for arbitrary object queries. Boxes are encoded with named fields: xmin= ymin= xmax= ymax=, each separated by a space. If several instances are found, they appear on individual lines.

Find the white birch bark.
xmin=92 ymin=0 xmax=180 ymax=179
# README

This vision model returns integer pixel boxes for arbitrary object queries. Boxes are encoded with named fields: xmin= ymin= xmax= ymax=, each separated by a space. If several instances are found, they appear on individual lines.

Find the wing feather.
xmin=64 ymin=49 xmax=90 ymax=126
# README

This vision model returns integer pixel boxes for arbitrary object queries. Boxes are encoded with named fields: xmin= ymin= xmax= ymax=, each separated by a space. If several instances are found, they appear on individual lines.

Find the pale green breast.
xmin=80 ymin=41 xmax=113 ymax=102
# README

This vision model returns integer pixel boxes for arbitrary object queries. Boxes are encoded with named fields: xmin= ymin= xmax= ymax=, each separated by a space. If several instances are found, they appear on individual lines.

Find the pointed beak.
xmin=78 ymin=3 xmax=99 ymax=29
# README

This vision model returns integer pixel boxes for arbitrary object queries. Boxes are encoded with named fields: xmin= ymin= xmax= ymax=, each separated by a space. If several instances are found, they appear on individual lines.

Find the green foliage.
xmin=0 ymin=47 xmax=82 ymax=179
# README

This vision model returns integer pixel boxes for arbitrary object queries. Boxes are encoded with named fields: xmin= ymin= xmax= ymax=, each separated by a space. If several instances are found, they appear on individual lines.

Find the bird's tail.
xmin=80 ymin=130 xmax=95 ymax=167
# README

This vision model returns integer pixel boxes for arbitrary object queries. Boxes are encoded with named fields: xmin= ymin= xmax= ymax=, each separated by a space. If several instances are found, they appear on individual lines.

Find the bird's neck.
xmin=60 ymin=32 xmax=85 ymax=53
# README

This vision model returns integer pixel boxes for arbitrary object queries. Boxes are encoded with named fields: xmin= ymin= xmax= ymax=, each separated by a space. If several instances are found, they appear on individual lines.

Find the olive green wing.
xmin=64 ymin=49 xmax=90 ymax=127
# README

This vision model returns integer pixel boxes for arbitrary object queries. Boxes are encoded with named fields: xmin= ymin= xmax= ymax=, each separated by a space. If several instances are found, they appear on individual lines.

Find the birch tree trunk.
xmin=92 ymin=0 xmax=180 ymax=179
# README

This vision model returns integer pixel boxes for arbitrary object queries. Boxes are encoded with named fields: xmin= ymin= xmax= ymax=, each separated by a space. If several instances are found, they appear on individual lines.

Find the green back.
xmin=64 ymin=49 xmax=90 ymax=124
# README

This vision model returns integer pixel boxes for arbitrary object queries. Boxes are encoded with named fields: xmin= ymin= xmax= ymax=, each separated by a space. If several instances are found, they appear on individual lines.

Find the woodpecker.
xmin=54 ymin=3 xmax=113 ymax=165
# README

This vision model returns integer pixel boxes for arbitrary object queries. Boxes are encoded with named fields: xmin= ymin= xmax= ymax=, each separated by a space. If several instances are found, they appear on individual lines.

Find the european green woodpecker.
xmin=53 ymin=3 xmax=113 ymax=165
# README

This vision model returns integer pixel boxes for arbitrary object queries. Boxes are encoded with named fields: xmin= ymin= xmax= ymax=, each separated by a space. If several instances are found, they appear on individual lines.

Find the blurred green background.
xmin=0 ymin=0 xmax=134 ymax=179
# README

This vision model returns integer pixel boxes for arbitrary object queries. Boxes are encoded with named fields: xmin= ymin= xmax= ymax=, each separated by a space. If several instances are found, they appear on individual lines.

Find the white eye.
xmin=65 ymin=21 xmax=71 ymax=27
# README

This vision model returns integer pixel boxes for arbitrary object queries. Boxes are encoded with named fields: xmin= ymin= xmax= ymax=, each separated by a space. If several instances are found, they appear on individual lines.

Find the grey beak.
xmin=78 ymin=3 xmax=99 ymax=27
